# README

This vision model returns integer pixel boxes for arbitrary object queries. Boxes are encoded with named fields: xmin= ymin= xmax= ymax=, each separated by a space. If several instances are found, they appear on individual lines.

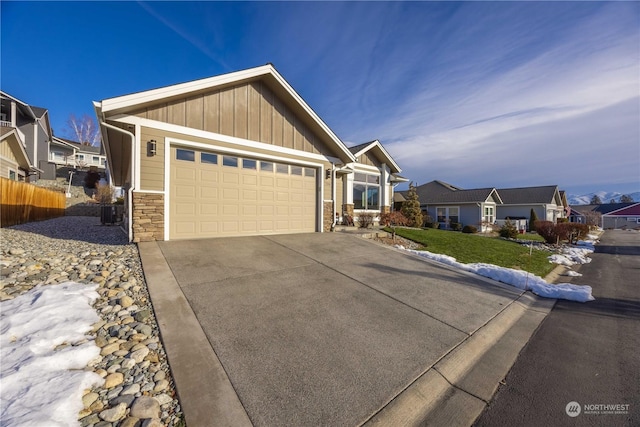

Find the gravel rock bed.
xmin=1 ymin=216 xmax=184 ymax=426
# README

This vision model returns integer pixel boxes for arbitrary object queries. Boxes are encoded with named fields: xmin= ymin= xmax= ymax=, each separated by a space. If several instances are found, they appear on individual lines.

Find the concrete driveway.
xmin=138 ymin=233 xmax=555 ymax=427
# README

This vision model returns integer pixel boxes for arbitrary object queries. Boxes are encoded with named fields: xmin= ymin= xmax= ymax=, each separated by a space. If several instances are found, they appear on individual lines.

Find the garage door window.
xmin=276 ymin=163 xmax=289 ymax=174
xmin=243 ymin=159 xmax=257 ymax=170
xmin=223 ymin=156 xmax=238 ymax=167
xmin=260 ymin=161 xmax=273 ymax=172
xmin=176 ymin=149 xmax=195 ymax=161
xmin=291 ymin=166 xmax=303 ymax=176
xmin=305 ymin=168 xmax=315 ymax=178
xmin=201 ymin=153 xmax=218 ymax=164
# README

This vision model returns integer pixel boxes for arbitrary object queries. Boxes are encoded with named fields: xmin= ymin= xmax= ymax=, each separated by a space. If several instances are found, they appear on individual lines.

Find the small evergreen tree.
xmin=590 ymin=195 xmax=602 ymax=205
xmin=620 ymin=194 xmax=634 ymax=203
xmin=401 ymin=183 xmax=424 ymax=227
xmin=529 ymin=208 xmax=539 ymax=232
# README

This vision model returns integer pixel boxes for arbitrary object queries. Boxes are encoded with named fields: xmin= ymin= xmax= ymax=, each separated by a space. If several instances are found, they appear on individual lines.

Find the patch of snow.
xmin=1 ymin=282 xmax=104 ymax=427
xmin=566 ymin=270 xmax=583 ymax=277
xmin=398 ymin=247 xmax=594 ymax=303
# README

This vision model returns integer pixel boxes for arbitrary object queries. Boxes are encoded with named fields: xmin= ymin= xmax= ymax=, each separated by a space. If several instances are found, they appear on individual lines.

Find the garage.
xmin=170 ymin=145 xmax=317 ymax=239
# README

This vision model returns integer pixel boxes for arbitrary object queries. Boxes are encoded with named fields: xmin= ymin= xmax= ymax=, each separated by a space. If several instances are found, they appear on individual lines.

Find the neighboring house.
xmin=0 ymin=127 xmax=31 ymax=180
xmin=0 ymin=91 xmax=53 ymax=180
xmin=496 ymin=185 xmax=566 ymax=224
xmin=50 ymin=136 xmax=107 ymax=170
xmin=94 ymin=64 xmax=404 ymax=242
xmin=569 ymin=203 xmax=637 ymax=228
xmin=412 ymin=181 xmax=501 ymax=230
xmin=601 ymin=203 xmax=640 ymax=229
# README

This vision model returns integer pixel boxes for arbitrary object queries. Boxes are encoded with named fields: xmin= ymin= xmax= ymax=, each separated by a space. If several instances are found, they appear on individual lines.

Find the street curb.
xmin=543 ymin=264 xmax=568 ymax=284
xmin=363 ymin=293 xmax=554 ymax=427
xmin=138 ymin=242 xmax=252 ymax=427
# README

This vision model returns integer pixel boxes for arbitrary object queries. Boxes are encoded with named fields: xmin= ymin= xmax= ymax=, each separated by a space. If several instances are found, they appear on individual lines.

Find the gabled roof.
xmin=568 ymin=203 xmax=635 ymax=215
xmin=347 ymin=139 xmax=402 ymax=174
xmin=420 ymin=188 xmax=501 ymax=205
xmin=0 ymin=127 xmax=32 ymax=170
xmin=603 ymin=203 xmax=640 ymax=216
xmin=96 ymin=63 xmax=355 ymax=163
xmin=497 ymin=185 xmax=560 ymax=205
xmin=410 ymin=180 xmax=463 ymax=202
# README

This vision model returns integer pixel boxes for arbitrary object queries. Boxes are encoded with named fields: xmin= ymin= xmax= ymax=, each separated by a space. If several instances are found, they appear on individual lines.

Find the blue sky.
xmin=2 ymin=1 xmax=638 ymax=196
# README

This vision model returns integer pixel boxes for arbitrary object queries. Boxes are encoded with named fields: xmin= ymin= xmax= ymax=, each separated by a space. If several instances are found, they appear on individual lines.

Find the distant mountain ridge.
xmin=568 ymin=191 xmax=640 ymax=205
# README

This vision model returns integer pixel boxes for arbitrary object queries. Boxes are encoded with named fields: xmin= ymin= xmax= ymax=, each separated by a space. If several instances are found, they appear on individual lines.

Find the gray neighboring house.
xmin=50 ymin=136 xmax=106 ymax=171
xmin=496 ymin=185 xmax=566 ymax=224
xmin=411 ymin=180 xmax=501 ymax=230
xmin=0 ymin=91 xmax=53 ymax=180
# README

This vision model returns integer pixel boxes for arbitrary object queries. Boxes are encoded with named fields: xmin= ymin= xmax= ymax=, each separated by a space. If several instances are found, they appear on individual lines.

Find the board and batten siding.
xmin=357 ymin=151 xmax=381 ymax=167
xmin=132 ymin=81 xmax=331 ymax=157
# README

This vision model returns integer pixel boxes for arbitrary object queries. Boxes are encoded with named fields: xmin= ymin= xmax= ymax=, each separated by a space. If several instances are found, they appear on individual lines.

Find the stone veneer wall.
xmin=342 ymin=204 xmax=354 ymax=217
xmin=323 ymin=201 xmax=334 ymax=232
xmin=132 ymin=193 xmax=164 ymax=242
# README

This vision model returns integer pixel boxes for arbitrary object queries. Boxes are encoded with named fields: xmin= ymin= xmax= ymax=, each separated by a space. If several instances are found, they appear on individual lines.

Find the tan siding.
xmin=139 ymin=127 xmax=166 ymax=191
xmin=248 ymin=82 xmax=261 ymax=141
xmin=1 ymin=141 xmax=17 ymax=160
xmin=259 ymin=85 xmax=273 ymax=144
xmin=220 ymin=88 xmax=234 ymax=135
xmin=124 ymin=80 xmax=336 ymax=157
xmin=186 ymin=95 xmax=204 ymax=130
xmin=203 ymin=91 xmax=220 ymax=133
xmin=167 ymin=99 xmax=185 ymax=127
xmin=233 ymin=85 xmax=248 ymax=139
xmin=272 ymin=96 xmax=284 ymax=147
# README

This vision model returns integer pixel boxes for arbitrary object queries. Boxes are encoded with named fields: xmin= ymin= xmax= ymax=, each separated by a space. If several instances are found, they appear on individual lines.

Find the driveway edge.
xmin=363 ymin=292 xmax=554 ymax=427
xmin=138 ymin=241 xmax=252 ymax=427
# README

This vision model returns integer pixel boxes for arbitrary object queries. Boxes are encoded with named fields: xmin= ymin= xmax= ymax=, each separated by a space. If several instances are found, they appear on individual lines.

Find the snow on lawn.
xmin=397 ymin=247 xmax=595 ymax=303
xmin=1 ymin=282 xmax=104 ymax=427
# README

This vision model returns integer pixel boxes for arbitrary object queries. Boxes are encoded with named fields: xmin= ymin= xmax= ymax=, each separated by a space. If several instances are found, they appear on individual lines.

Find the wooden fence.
xmin=0 ymin=178 xmax=66 ymax=227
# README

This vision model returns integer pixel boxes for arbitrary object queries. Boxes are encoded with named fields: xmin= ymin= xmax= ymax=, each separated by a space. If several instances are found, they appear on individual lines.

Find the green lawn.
xmin=387 ymin=227 xmax=555 ymax=278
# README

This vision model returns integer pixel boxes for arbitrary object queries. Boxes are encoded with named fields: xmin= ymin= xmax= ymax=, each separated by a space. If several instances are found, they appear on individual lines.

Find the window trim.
xmin=436 ymin=206 xmax=460 ymax=224
xmin=353 ymin=172 xmax=381 ymax=211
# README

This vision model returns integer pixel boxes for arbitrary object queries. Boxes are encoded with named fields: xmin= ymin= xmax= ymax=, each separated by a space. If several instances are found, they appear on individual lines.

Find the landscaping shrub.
xmin=555 ymin=222 xmax=589 ymax=244
xmin=535 ymin=220 xmax=558 ymax=244
xmin=499 ymin=220 xmax=519 ymax=239
xmin=401 ymin=183 xmax=423 ymax=227
xmin=529 ymin=209 xmax=538 ymax=232
xmin=380 ymin=211 xmax=409 ymax=227
xmin=462 ymin=225 xmax=478 ymax=234
xmin=357 ymin=212 xmax=375 ymax=229
xmin=450 ymin=222 xmax=462 ymax=231
xmin=423 ymin=214 xmax=438 ymax=228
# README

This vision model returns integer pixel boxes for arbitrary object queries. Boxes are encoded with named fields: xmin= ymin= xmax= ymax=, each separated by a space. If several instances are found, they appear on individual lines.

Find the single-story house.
xmin=0 ymin=127 xmax=31 ymax=181
xmin=569 ymin=202 xmax=638 ymax=229
xmin=409 ymin=180 xmax=501 ymax=230
xmin=601 ymin=203 xmax=640 ymax=229
xmin=94 ymin=64 xmax=404 ymax=242
xmin=496 ymin=185 xmax=566 ymax=224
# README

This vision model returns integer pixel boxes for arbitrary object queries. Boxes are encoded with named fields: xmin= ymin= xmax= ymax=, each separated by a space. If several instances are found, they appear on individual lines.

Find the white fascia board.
xmin=112 ymin=115 xmax=342 ymax=164
xmin=100 ymin=65 xmax=273 ymax=113
xmin=351 ymin=139 xmax=402 ymax=173
xmin=51 ymin=137 xmax=78 ymax=150
xmin=352 ymin=164 xmax=382 ymax=173
xmin=99 ymin=65 xmax=355 ymax=164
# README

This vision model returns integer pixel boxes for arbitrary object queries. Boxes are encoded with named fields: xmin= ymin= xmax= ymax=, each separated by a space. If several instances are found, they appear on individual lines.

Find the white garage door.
xmin=170 ymin=146 xmax=317 ymax=239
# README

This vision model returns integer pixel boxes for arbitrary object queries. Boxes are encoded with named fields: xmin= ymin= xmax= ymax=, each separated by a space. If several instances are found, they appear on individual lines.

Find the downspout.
xmin=331 ymin=162 xmax=337 ymax=230
xmin=100 ymin=121 xmax=136 ymax=242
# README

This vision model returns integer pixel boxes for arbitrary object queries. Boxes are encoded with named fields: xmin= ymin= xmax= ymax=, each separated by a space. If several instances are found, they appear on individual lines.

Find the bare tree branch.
xmin=65 ymin=114 xmax=101 ymax=146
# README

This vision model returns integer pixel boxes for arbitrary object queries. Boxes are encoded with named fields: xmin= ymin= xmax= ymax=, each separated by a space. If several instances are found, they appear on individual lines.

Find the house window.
xmin=201 ymin=153 xmax=218 ymax=164
xmin=437 ymin=207 xmax=459 ymax=224
xmin=101 ymin=158 xmax=106 ymax=166
xmin=8 ymin=169 xmax=16 ymax=180
xmin=484 ymin=206 xmax=494 ymax=224
xmin=92 ymin=156 xmax=100 ymax=164
xmin=353 ymin=172 xmax=380 ymax=210
xmin=77 ymin=154 xmax=85 ymax=160
xmin=176 ymin=149 xmax=195 ymax=162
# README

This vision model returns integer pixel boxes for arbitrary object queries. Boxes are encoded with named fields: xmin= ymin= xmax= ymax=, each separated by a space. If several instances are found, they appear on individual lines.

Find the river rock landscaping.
xmin=1 ymin=216 xmax=184 ymax=426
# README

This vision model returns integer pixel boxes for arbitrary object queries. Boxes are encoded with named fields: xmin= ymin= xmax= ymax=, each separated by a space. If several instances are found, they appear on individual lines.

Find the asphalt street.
xmin=474 ymin=229 xmax=640 ymax=427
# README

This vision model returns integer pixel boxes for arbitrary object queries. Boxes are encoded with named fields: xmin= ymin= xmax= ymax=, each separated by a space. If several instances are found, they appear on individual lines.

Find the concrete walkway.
xmin=138 ymin=233 xmax=555 ymax=427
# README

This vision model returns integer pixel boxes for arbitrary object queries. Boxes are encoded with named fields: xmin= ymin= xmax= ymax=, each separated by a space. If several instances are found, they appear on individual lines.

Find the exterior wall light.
xmin=148 ymin=140 xmax=157 ymax=156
